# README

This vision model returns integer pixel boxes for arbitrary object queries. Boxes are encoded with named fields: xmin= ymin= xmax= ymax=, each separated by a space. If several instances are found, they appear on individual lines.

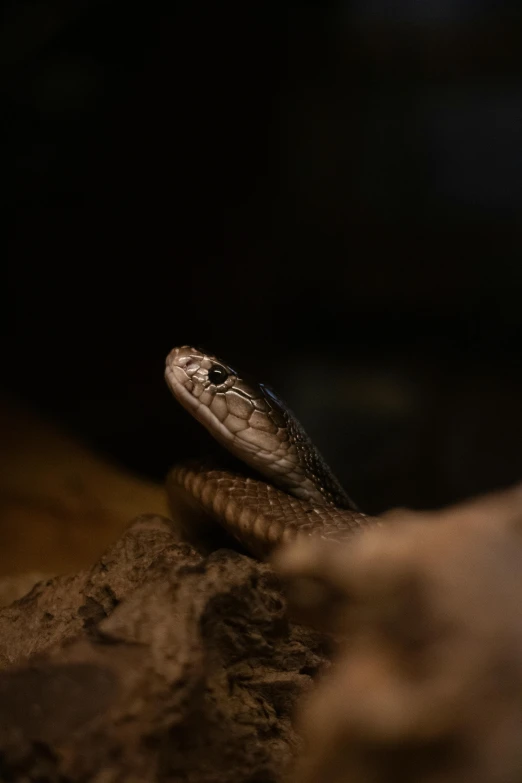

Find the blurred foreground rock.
xmin=276 ymin=484 xmax=522 ymax=783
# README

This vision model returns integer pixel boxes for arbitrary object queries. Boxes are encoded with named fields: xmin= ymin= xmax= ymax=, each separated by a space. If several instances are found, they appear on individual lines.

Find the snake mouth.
xmin=165 ymin=349 xmax=260 ymax=460
xmin=164 ymin=357 xmax=204 ymax=420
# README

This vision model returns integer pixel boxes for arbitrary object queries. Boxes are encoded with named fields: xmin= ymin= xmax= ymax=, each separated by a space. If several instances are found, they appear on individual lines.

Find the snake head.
xmin=165 ymin=345 xmax=357 ymax=509
xmin=165 ymin=345 xmax=288 ymax=459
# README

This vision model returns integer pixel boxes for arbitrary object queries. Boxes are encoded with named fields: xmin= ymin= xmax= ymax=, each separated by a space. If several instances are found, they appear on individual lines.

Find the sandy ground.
xmin=0 ymin=396 xmax=169 ymax=584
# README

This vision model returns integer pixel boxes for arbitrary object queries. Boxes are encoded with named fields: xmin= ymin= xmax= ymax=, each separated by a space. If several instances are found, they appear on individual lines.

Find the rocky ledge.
xmin=0 ymin=515 xmax=329 ymax=783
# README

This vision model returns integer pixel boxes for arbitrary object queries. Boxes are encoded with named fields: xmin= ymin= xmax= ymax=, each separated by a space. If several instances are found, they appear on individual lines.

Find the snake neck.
xmin=283 ymin=411 xmax=359 ymax=511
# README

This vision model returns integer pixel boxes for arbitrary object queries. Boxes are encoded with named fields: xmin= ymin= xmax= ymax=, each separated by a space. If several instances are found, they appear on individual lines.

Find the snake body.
xmin=165 ymin=346 xmax=377 ymax=558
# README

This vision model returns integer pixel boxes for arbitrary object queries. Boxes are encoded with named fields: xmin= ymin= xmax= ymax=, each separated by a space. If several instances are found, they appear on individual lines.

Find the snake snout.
xmin=166 ymin=346 xmax=203 ymax=375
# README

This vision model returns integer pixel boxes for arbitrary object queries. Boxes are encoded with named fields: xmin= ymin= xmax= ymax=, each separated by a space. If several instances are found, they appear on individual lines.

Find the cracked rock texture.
xmin=0 ymin=515 xmax=328 ymax=783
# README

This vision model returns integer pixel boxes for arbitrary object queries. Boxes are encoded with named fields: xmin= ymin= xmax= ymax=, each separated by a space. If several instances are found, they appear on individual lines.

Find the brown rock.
xmin=275 ymin=484 xmax=522 ymax=783
xmin=0 ymin=514 xmax=328 ymax=782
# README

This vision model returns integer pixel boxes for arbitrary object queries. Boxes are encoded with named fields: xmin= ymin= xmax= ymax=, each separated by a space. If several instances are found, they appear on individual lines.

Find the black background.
xmin=4 ymin=0 xmax=522 ymax=514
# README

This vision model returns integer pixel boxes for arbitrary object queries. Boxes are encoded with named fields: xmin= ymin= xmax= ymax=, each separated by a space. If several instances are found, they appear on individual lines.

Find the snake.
xmin=165 ymin=346 xmax=378 ymax=558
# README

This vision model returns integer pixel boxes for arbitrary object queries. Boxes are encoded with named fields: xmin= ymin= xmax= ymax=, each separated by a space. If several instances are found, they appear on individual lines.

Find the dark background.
xmin=4 ymin=0 xmax=522 ymax=515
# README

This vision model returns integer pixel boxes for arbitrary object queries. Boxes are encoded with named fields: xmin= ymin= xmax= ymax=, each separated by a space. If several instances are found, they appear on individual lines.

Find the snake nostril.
xmin=176 ymin=356 xmax=200 ymax=373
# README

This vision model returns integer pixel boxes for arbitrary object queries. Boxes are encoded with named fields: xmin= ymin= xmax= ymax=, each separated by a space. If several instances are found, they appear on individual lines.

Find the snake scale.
xmin=165 ymin=346 xmax=378 ymax=558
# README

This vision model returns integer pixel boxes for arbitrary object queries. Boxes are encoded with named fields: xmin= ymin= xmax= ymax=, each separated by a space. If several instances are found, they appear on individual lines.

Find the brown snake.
xmin=165 ymin=346 xmax=378 ymax=558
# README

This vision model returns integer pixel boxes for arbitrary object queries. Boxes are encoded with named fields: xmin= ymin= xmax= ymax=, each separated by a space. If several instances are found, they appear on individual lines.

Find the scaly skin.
xmin=165 ymin=346 xmax=376 ymax=557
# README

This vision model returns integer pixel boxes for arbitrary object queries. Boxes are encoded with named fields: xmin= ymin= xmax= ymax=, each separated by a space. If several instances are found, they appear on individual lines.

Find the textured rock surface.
xmin=276 ymin=485 xmax=522 ymax=783
xmin=0 ymin=515 xmax=329 ymax=782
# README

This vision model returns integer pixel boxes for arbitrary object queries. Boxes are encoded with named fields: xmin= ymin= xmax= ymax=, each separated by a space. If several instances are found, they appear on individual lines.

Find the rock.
xmin=275 ymin=484 xmax=522 ymax=783
xmin=0 ymin=514 xmax=329 ymax=782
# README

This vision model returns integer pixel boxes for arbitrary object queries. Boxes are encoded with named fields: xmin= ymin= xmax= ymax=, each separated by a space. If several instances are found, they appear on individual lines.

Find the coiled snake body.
xmin=165 ymin=346 xmax=378 ymax=558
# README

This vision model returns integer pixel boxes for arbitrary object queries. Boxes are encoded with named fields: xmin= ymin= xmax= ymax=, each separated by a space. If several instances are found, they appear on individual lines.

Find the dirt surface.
xmin=0 ymin=396 xmax=169 ymax=579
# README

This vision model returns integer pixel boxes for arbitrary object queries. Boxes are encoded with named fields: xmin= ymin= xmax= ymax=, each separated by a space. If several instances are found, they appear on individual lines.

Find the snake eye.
xmin=208 ymin=364 xmax=229 ymax=385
